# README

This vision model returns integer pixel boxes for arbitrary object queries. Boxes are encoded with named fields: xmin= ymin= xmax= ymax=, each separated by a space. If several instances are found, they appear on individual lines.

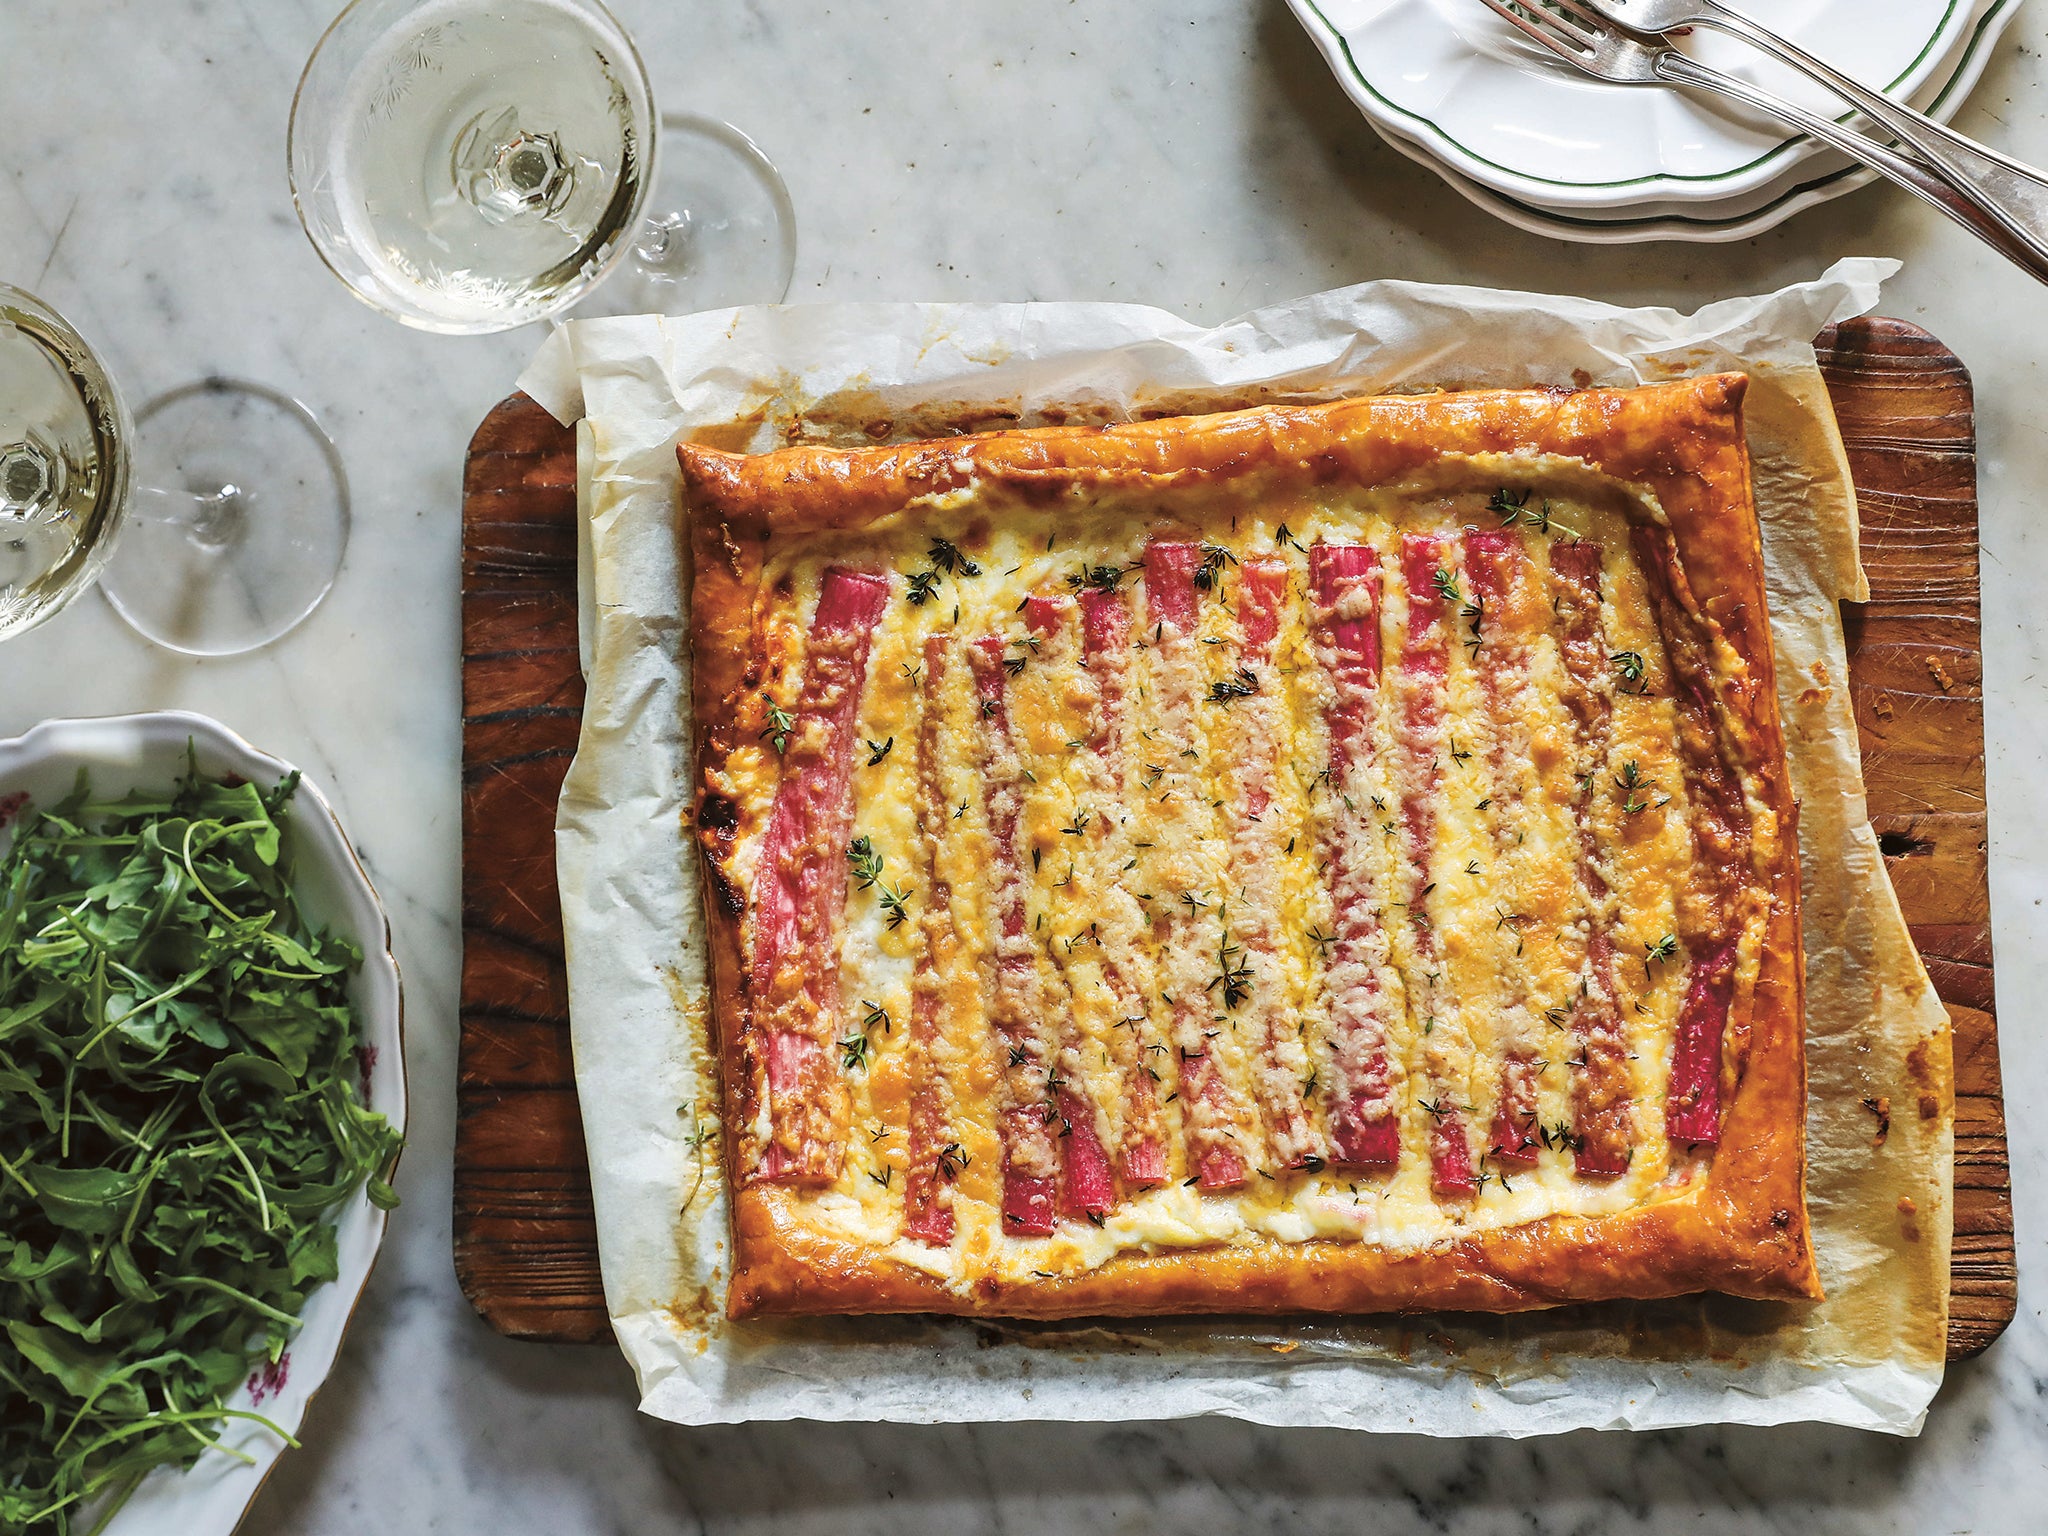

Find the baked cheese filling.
xmin=712 ymin=457 xmax=1765 ymax=1290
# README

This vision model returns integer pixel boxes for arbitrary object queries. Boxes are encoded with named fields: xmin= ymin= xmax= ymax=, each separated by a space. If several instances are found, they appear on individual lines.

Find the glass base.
xmin=99 ymin=380 xmax=349 ymax=657
xmin=573 ymin=113 xmax=796 ymax=317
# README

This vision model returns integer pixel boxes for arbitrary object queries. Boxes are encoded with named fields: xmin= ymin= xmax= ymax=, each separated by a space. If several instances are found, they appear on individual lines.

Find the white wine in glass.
xmin=0 ymin=288 xmax=129 ymax=641
xmin=291 ymin=0 xmax=796 ymax=334
xmin=0 ymin=284 xmax=349 ymax=655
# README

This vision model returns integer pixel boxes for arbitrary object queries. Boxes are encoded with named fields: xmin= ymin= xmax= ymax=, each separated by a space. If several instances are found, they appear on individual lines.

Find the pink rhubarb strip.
xmin=968 ymin=634 xmax=1063 ymax=1234
xmin=750 ymin=567 xmax=892 ymax=1184
xmin=1144 ymin=541 xmax=1248 ymax=1191
xmin=1463 ymin=530 xmax=1542 ymax=1168
xmin=1549 ymin=542 xmax=1635 ymax=1178
xmin=1023 ymin=593 xmax=1120 ymax=1218
xmin=1665 ymin=940 xmax=1736 ymax=1144
xmin=1394 ymin=533 xmax=1475 ymax=1197
xmin=903 ymin=634 xmax=959 ymax=1243
xmin=1224 ymin=557 xmax=1321 ymax=1167
xmin=1628 ymin=525 xmax=1754 ymax=1149
xmin=1077 ymin=587 xmax=1170 ymax=1189
xmin=1308 ymin=543 xmax=1402 ymax=1170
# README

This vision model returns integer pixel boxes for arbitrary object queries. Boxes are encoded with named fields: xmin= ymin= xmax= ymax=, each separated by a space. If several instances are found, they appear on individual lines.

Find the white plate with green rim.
xmin=1289 ymin=0 xmax=2012 ymax=211
xmin=0 ymin=711 xmax=405 ymax=1536
xmin=1362 ymin=0 xmax=2024 ymax=241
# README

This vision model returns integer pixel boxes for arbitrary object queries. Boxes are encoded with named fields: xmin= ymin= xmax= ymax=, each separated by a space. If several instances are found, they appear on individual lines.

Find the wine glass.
xmin=0 ymin=284 xmax=349 ymax=654
xmin=287 ymin=0 xmax=797 ymax=335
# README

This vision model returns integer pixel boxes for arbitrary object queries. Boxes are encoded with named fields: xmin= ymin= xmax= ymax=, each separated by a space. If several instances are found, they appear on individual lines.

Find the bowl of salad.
xmin=0 ymin=711 xmax=404 ymax=1536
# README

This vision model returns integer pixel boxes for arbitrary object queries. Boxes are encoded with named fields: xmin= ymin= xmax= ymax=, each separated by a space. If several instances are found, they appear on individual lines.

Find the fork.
xmin=1579 ymin=0 xmax=2048 ymax=258
xmin=1475 ymin=0 xmax=2048 ymax=283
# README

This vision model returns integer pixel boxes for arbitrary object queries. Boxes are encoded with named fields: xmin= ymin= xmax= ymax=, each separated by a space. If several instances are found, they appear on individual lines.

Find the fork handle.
xmin=1655 ymin=51 xmax=2048 ymax=285
xmin=1691 ymin=0 xmax=2048 ymax=257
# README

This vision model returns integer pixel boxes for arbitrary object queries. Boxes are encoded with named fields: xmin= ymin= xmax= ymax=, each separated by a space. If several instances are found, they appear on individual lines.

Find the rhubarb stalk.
xmin=1549 ymin=543 xmax=1635 ymax=1177
xmin=903 ymin=634 xmax=959 ymax=1243
xmin=1219 ymin=557 xmax=1321 ymax=1168
xmin=1463 ymin=530 xmax=1542 ymax=1168
xmin=749 ymin=567 xmax=891 ymax=1184
xmin=1392 ymin=533 xmax=1474 ymax=1196
xmin=1308 ymin=543 xmax=1403 ymax=1170
xmin=969 ymin=634 xmax=1065 ymax=1234
xmin=1076 ymin=588 xmax=1170 ymax=1188
xmin=1142 ymin=541 xmax=1251 ymax=1190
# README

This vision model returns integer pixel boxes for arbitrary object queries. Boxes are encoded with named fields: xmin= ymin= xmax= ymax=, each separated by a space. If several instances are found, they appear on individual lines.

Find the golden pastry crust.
xmin=682 ymin=375 xmax=1817 ymax=1321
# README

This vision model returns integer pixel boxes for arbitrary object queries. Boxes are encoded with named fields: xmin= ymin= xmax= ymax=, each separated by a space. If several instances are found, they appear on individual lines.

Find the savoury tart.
xmin=679 ymin=375 xmax=1819 ymax=1319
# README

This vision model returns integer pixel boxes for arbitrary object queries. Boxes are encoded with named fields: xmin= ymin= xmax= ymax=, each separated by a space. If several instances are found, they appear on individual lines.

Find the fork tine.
xmin=1474 ymin=0 xmax=1596 ymax=58
xmin=1538 ymin=0 xmax=1611 ymax=46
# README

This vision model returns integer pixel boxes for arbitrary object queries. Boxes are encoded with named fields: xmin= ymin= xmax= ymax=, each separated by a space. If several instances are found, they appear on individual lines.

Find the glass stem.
xmin=0 ymin=437 xmax=64 ymax=525
xmin=454 ymin=108 xmax=577 ymax=227
xmin=630 ymin=208 xmax=696 ymax=279
xmin=130 ymin=483 xmax=245 ymax=551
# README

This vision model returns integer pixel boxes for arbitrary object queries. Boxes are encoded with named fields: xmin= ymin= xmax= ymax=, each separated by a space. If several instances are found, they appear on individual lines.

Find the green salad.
xmin=0 ymin=759 xmax=401 ymax=1534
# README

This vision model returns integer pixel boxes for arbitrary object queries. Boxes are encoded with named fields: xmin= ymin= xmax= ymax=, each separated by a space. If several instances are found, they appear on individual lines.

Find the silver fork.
xmin=1580 ymin=0 xmax=2048 ymax=258
xmin=1474 ymin=0 xmax=2048 ymax=284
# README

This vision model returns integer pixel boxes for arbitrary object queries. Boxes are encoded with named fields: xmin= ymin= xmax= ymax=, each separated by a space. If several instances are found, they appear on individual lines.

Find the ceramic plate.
xmin=0 ymin=711 xmax=405 ymax=1536
xmin=1290 ymin=0 xmax=1999 ymax=209
xmin=1365 ymin=0 xmax=2023 ymax=241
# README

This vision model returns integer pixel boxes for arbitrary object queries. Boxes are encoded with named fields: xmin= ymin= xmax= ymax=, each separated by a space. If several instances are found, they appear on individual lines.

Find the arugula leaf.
xmin=6 ymin=1323 xmax=148 ymax=1417
xmin=0 ymin=759 xmax=401 ymax=1533
xmin=22 ymin=1167 xmax=143 ymax=1237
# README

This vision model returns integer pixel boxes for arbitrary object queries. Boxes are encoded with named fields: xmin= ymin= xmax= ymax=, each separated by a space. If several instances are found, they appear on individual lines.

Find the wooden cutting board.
xmin=455 ymin=317 xmax=2016 ymax=1355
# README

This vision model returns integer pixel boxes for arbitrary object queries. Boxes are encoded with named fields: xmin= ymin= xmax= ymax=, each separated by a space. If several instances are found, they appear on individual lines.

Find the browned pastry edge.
xmin=679 ymin=375 xmax=1818 ymax=1320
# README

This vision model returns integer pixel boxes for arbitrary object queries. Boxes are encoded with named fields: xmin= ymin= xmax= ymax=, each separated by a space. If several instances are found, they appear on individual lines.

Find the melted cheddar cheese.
xmin=712 ymin=454 xmax=1761 ymax=1295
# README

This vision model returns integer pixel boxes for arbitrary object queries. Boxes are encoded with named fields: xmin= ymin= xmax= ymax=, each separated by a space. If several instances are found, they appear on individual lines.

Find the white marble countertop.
xmin=2 ymin=1 xmax=2041 ymax=1531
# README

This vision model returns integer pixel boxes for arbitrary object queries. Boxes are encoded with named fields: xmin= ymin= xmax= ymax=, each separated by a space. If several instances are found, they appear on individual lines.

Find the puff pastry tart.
xmin=680 ymin=375 xmax=1820 ymax=1320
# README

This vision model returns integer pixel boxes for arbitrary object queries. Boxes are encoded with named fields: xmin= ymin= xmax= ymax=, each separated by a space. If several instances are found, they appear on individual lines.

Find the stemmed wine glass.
xmin=287 ymin=0 xmax=797 ymax=334
xmin=0 ymin=284 xmax=348 ymax=654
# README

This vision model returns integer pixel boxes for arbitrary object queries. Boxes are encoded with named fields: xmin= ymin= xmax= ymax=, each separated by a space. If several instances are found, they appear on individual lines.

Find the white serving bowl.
xmin=0 ymin=711 xmax=406 ymax=1536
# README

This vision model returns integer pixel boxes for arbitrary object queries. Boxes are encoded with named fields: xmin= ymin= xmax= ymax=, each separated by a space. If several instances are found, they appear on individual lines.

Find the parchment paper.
xmin=521 ymin=256 xmax=1955 ymax=1435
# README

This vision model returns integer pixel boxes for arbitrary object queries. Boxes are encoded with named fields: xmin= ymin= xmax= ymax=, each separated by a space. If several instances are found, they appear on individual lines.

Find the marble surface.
xmin=1 ymin=1 xmax=2040 ymax=1531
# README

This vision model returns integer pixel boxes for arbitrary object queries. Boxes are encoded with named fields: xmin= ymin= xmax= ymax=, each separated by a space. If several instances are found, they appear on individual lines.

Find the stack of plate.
xmin=1289 ymin=0 xmax=2024 ymax=242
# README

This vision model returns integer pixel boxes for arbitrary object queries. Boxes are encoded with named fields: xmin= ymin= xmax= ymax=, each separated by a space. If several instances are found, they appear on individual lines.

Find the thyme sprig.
xmin=1206 ymin=666 xmax=1259 ymax=705
xmin=1461 ymin=594 xmax=1485 ymax=651
xmin=1210 ymin=927 xmax=1253 ymax=1010
xmin=1487 ymin=485 xmax=1582 ymax=539
xmin=1194 ymin=542 xmax=1237 ymax=592
xmin=927 ymin=538 xmax=981 ymax=577
xmin=679 ymin=1116 xmax=717 ymax=1214
xmin=903 ymin=537 xmax=981 ymax=610
xmin=846 ymin=836 xmax=913 ymax=928
xmin=759 ymin=702 xmax=795 ymax=755
xmin=1614 ymin=760 xmax=1656 ymax=815
xmin=1065 ymin=563 xmax=1126 ymax=593
xmin=847 ymin=836 xmax=885 ymax=891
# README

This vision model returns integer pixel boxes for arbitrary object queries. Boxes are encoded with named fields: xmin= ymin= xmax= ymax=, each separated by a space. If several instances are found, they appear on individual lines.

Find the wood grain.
xmin=456 ymin=321 xmax=2016 ymax=1355
xmin=456 ymin=400 xmax=605 ymax=1341
xmin=1818 ymin=316 xmax=2015 ymax=1359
